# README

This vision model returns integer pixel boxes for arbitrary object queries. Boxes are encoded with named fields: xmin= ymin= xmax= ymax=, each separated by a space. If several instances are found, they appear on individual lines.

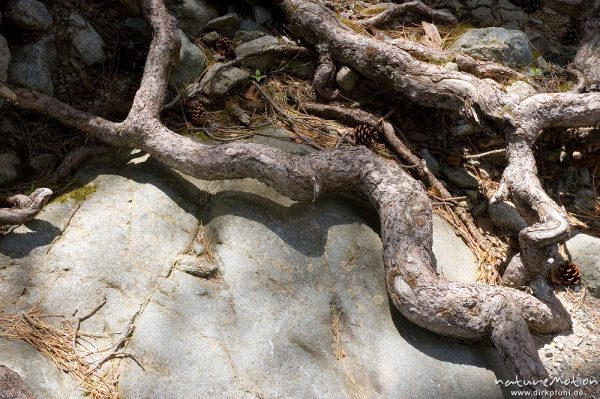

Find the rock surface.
xmin=336 ymin=66 xmax=360 ymax=92
xmin=566 ymin=233 xmax=600 ymax=298
xmin=4 ymin=0 xmax=53 ymax=32
xmin=7 ymin=34 xmax=56 ymax=95
xmin=0 ymin=365 xmax=36 ymax=399
xmin=488 ymin=201 xmax=528 ymax=235
xmin=68 ymin=11 xmax=106 ymax=66
xmin=0 ymin=340 xmax=82 ymax=399
xmin=165 ymin=0 xmax=219 ymax=38
xmin=0 ymin=144 xmax=510 ymax=398
xmin=170 ymin=30 xmax=207 ymax=89
xmin=449 ymin=27 xmax=533 ymax=68
xmin=203 ymin=65 xmax=250 ymax=96
xmin=0 ymin=153 xmax=21 ymax=185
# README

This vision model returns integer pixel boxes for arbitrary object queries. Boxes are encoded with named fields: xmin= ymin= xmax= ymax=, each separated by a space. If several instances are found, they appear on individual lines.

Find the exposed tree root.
xmin=4 ymin=0 xmax=600 ymax=383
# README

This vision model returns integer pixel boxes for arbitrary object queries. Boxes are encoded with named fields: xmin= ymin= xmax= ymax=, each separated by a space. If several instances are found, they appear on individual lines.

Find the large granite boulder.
xmin=0 ymin=145 xmax=510 ymax=398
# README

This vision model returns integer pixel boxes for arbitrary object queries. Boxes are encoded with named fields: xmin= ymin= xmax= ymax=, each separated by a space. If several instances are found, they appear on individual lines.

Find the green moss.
xmin=557 ymin=82 xmax=573 ymax=92
xmin=55 ymin=183 xmax=97 ymax=203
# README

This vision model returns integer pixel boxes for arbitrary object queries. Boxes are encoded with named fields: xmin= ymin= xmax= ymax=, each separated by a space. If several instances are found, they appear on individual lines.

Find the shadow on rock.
xmin=0 ymin=219 xmax=61 ymax=258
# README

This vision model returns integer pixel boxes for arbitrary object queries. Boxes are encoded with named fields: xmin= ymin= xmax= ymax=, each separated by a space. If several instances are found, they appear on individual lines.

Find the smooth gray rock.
xmin=235 ymin=35 xmax=279 ymax=71
xmin=204 ymin=13 xmax=240 ymax=32
xmin=171 ymin=30 xmax=207 ymax=89
xmin=0 ymin=340 xmax=84 ymax=399
xmin=0 ymin=147 xmax=508 ymax=398
xmin=8 ymin=34 xmax=56 ymax=95
xmin=252 ymin=5 xmax=272 ymax=23
xmin=471 ymin=7 xmax=494 ymax=25
xmin=420 ymin=148 xmax=442 ymax=175
xmin=202 ymin=31 xmax=221 ymax=46
xmin=443 ymin=165 xmax=479 ymax=189
xmin=165 ymin=0 xmax=219 ymax=38
xmin=567 ymin=233 xmax=600 ymax=298
xmin=203 ymin=65 xmax=249 ymax=96
xmin=176 ymin=253 xmax=218 ymax=277
xmin=119 ymin=183 xmax=505 ymax=399
xmin=68 ymin=11 xmax=106 ymax=66
xmin=488 ymin=201 xmax=528 ymax=235
xmin=239 ymin=18 xmax=261 ymax=31
xmin=432 ymin=215 xmax=478 ymax=283
xmin=4 ymin=0 xmax=53 ymax=31
xmin=335 ymin=66 xmax=360 ymax=92
xmin=449 ymin=27 xmax=533 ymax=68
xmin=0 ymin=153 xmax=21 ymax=185
xmin=233 ymin=29 xmax=266 ymax=44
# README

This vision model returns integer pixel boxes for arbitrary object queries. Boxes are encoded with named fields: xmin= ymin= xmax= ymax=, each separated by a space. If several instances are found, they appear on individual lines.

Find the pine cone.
xmin=215 ymin=37 xmax=234 ymax=58
xmin=185 ymin=99 xmax=207 ymax=126
xmin=550 ymin=262 xmax=581 ymax=286
xmin=354 ymin=124 xmax=379 ymax=146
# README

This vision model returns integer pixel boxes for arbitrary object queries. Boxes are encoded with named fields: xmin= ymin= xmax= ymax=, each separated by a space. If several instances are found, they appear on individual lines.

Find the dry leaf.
xmin=421 ymin=21 xmax=442 ymax=49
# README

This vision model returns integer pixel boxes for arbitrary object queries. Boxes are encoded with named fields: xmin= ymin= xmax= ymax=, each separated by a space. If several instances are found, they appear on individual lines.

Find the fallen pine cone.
xmin=215 ymin=37 xmax=234 ymax=58
xmin=550 ymin=262 xmax=581 ymax=286
xmin=185 ymin=99 xmax=207 ymax=126
xmin=354 ymin=124 xmax=379 ymax=146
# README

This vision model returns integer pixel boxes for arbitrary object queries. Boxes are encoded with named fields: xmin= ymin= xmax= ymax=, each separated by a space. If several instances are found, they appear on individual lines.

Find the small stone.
xmin=235 ymin=35 xmax=279 ymax=71
xmin=192 ymin=241 xmax=205 ymax=255
xmin=449 ymin=27 xmax=533 ymax=68
xmin=176 ymin=254 xmax=218 ymax=278
xmin=572 ymin=151 xmax=582 ymax=160
xmin=8 ymin=34 xmax=56 ymax=95
xmin=233 ymin=30 xmax=266 ymax=44
xmin=204 ymin=13 xmax=241 ymax=32
xmin=335 ymin=66 xmax=360 ymax=92
xmin=444 ymin=61 xmax=459 ymax=71
xmin=203 ymin=65 xmax=250 ymax=96
xmin=472 ymin=200 xmax=487 ymax=218
xmin=165 ymin=0 xmax=219 ymax=38
xmin=252 ymin=5 xmax=272 ymax=23
xmin=171 ymin=30 xmax=208 ymax=89
xmin=202 ymin=31 xmax=221 ymax=46
xmin=0 ymin=153 xmax=21 ymax=185
xmin=420 ymin=148 xmax=442 ymax=175
xmin=68 ymin=11 xmax=106 ymax=66
xmin=442 ymin=165 xmax=479 ymax=189
xmin=4 ymin=0 xmax=53 ymax=32
xmin=506 ymin=80 xmax=537 ymax=101
xmin=529 ymin=18 xmax=543 ymax=25
xmin=240 ymin=18 xmax=261 ymax=31
xmin=488 ymin=201 xmax=528 ymax=235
